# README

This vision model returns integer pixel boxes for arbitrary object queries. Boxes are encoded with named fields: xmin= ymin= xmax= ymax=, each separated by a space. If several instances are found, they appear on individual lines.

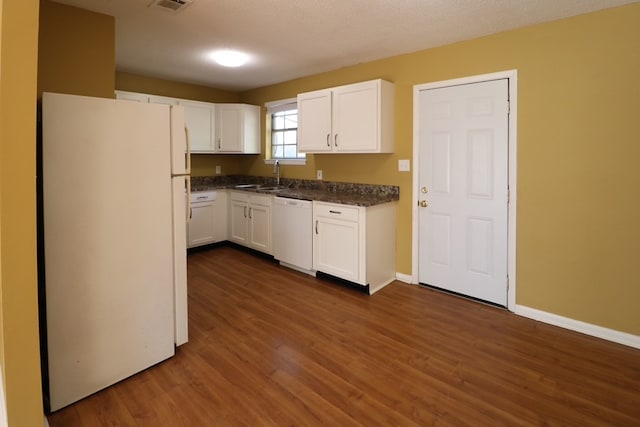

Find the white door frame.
xmin=412 ymin=70 xmax=518 ymax=311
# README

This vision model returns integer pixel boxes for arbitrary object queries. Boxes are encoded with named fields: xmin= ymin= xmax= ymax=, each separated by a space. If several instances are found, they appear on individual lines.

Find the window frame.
xmin=265 ymin=98 xmax=305 ymax=166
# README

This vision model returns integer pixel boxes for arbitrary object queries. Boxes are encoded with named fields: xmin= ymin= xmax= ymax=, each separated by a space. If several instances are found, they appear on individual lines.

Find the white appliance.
xmin=273 ymin=197 xmax=313 ymax=273
xmin=41 ymin=92 xmax=190 ymax=412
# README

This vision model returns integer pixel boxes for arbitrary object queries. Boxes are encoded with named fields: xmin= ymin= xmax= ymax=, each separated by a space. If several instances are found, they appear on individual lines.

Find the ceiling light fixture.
xmin=210 ymin=50 xmax=249 ymax=68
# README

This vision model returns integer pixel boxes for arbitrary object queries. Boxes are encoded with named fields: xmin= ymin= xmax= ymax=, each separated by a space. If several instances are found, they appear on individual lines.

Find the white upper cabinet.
xmin=298 ymin=79 xmax=395 ymax=153
xmin=297 ymin=89 xmax=333 ymax=152
xmin=215 ymin=104 xmax=260 ymax=153
xmin=113 ymin=91 xmax=260 ymax=154
xmin=178 ymin=100 xmax=216 ymax=152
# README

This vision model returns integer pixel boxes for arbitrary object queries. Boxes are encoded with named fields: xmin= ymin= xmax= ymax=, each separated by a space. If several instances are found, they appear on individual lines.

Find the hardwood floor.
xmin=47 ymin=246 xmax=640 ymax=426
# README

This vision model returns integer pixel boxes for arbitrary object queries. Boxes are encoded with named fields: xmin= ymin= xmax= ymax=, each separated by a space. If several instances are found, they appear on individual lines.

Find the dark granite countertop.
xmin=191 ymin=175 xmax=399 ymax=207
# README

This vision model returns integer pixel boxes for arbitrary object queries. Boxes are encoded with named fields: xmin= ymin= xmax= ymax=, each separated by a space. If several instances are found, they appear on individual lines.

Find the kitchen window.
xmin=265 ymin=98 xmax=305 ymax=165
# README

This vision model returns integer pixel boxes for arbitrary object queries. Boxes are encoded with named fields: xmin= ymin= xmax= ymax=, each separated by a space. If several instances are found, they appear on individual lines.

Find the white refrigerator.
xmin=41 ymin=92 xmax=190 ymax=412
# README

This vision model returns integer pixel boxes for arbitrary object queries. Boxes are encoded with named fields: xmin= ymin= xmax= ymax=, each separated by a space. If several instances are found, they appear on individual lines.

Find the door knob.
xmin=419 ymin=200 xmax=429 ymax=208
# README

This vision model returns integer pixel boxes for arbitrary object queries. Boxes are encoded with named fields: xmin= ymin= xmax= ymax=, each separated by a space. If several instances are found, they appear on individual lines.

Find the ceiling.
xmin=52 ymin=0 xmax=637 ymax=92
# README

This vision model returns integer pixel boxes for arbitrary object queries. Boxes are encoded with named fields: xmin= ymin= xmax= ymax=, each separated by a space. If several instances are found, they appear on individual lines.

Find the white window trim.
xmin=265 ymin=98 xmax=306 ymax=165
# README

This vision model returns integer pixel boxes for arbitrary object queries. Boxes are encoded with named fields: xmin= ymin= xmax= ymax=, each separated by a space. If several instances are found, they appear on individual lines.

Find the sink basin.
xmin=258 ymin=186 xmax=287 ymax=192
xmin=234 ymin=184 xmax=287 ymax=192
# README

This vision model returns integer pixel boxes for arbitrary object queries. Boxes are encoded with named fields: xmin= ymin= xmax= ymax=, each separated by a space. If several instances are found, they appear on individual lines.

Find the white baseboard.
xmin=395 ymin=272 xmax=413 ymax=284
xmin=390 ymin=276 xmax=638 ymax=349
xmin=515 ymin=305 xmax=640 ymax=350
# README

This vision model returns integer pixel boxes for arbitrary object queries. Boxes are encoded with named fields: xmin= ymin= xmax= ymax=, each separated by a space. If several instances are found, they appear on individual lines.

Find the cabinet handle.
xmin=315 ymin=220 xmax=318 ymax=234
xmin=249 ymin=207 xmax=252 ymax=219
xmin=218 ymin=138 xmax=221 ymax=150
xmin=334 ymin=134 xmax=338 ymax=147
xmin=244 ymin=206 xmax=247 ymax=218
xmin=329 ymin=210 xmax=342 ymax=214
xmin=326 ymin=133 xmax=330 ymax=147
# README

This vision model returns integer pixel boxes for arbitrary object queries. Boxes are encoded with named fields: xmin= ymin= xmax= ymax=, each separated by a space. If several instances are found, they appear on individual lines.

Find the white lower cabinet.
xmin=229 ymin=191 xmax=272 ymax=254
xmin=188 ymin=191 xmax=227 ymax=248
xmin=313 ymin=201 xmax=396 ymax=294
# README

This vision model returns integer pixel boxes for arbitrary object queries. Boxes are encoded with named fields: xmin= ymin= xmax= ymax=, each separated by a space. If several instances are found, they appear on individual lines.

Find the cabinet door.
xmin=179 ymin=100 xmax=215 ymax=152
xmin=188 ymin=202 xmax=216 ymax=247
xmin=216 ymin=105 xmax=243 ymax=152
xmin=216 ymin=104 xmax=261 ymax=154
xmin=298 ymin=89 xmax=333 ymax=152
xmin=213 ymin=191 xmax=228 ymax=242
xmin=332 ymin=81 xmax=378 ymax=152
xmin=314 ymin=216 xmax=359 ymax=282
xmin=229 ymin=199 xmax=249 ymax=244
xmin=249 ymin=203 xmax=271 ymax=253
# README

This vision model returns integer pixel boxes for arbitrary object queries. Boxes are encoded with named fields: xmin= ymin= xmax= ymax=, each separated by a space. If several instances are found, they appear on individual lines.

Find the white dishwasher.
xmin=273 ymin=196 xmax=314 ymax=273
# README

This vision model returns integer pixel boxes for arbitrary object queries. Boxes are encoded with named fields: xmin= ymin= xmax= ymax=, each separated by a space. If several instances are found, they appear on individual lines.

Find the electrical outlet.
xmin=398 ymin=159 xmax=410 ymax=172
xmin=316 ymin=170 xmax=323 ymax=180
xmin=215 ymin=165 xmax=221 ymax=175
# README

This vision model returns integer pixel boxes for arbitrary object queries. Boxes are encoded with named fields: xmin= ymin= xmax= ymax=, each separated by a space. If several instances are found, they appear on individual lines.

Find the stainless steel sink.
xmin=234 ymin=184 xmax=287 ymax=192
xmin=258 ymin=186 xmax=287 ymax=192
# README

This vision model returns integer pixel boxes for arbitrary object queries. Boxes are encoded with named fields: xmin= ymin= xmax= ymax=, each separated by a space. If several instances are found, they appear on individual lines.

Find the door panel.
xmin=333 ymin=83 xmax=377 ymax=151
xmin=298 ymin=90 xmax=332 ymax=152
xmin=249 ymin=204 xmax=271 ymax=252
xmin=418 ymin=79 xmax=508 ymax=305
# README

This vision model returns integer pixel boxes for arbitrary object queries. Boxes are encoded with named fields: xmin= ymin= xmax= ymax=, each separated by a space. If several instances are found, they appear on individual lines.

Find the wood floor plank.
xmin=47 ymin=246 xmax=640 ymax=426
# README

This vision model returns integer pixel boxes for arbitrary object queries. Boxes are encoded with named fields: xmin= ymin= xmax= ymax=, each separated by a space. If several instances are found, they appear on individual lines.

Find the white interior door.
xmin=418 ymin=79 xmax=509 ymax=305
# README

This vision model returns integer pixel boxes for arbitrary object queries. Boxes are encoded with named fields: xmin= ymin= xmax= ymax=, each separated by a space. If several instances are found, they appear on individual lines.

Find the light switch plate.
xmin=215 ymin=165 xmax=221 ymax=175
xmin=316 ymin=170 xmax=323 ymax=180
xmin=398 ymin=159 xmax=410 ymax=172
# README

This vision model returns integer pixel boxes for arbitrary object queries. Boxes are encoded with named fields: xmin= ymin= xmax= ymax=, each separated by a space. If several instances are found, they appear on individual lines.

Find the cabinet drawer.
xmin=314 ymin=202 xmax=359 ymax=222
xmin=250 ymin=193 xmax=272 ymax=207
xmin=230 ymin=191 xmax=249 ymax=202
xmin=191 ymin=191 xmax=217 ymax=202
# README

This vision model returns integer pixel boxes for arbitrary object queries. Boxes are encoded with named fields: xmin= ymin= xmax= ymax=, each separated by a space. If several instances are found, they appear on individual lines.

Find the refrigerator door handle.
xmin=184 ymin=126 xmax=191 ymax=175
xmin=185 ymin=176 xmax=192 ymax=224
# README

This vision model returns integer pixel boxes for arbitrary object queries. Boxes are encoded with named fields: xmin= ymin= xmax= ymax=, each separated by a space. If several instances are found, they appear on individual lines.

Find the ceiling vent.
xmin=149 ymin=0 xmax=193 ymax=13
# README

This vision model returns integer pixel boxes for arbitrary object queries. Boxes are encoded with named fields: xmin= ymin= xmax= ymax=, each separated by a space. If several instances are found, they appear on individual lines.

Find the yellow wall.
xmin=38 ymin=0 xmax=114 ymax=98
xmin=239 ymin=4 xmax=640 ymax=335
xmin=0 ymin=0 xmax=43 ymax=425
xmin=0 ymin=2 xmax=638 ymax=423
xmin=116 ymin=71 xmax=240 ymax=103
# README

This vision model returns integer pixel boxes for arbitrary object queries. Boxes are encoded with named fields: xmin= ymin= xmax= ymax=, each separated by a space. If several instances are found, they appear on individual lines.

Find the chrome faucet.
xmin=273 ymin=159 xmax=280 ymax=186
